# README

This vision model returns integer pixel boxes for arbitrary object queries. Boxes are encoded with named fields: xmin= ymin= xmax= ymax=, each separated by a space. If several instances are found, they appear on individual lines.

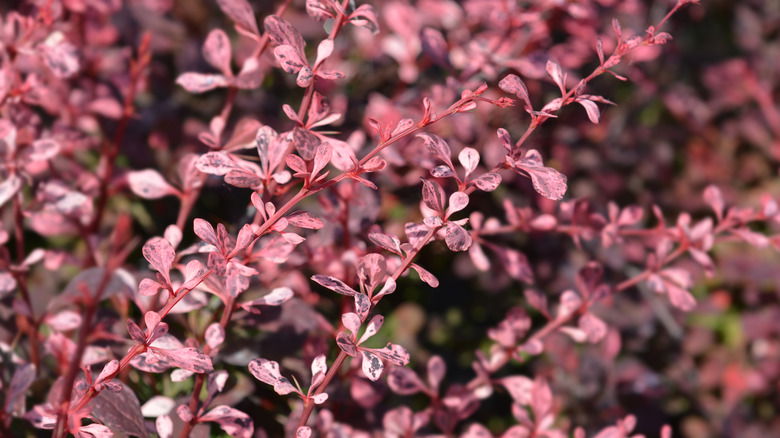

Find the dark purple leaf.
xmin=92 ymin=384 xmax=148 ymax=438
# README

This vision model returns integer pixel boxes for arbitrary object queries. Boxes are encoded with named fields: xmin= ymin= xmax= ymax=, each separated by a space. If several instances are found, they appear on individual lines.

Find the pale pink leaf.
xmin=348 ymin=4 xmax=380 ymax=33
xmin=205 ymin=323 xmax=225 ymax=349
xmin=203 ymin=29 xmax=232 ymax=75
xmin=458 ymin=147 xmax=479 ymax=177
xmin=216 ymin=0 xmax=260 ymax=37
xmin=195 ymin=151 xmax=236 ymax=175
xmin=579 ymin=313 xmax=607 ymax=343
xmin=445 ymin=222 xmax=472 ymax=252
xmin=287 ymin=211 xmax=324 ymax=229
xmin=358 ymin=315 xmax=384 ymax=345
xmin=264 ymin=16 xmax=306 ymax=53
xmin=421 ymin=178 xmax=446 ymax=214
xmin=40 ymin=39 xmax=80 ymax=78
xmin=176 ymin=73 xmax=228 ymax=93
xmin=128 ymin=169 xmax=179 ymax=199
xmin=193 ymin=218 xmax=218 ymax=247
xmin=514 ymin=150 xmax=568 ymax=201
xmin=28 ymin=138 xmax=61 ymax=161
xmin=199 ymin=406 xmax=254 ymax=438
xmin=546 ymin=60 xmax=565 ymax=93
xmin=312 ymin=275 xmax=358 ymax=296
xmin=576 ymin=99 xmax=601 ymax=123
xmin=0 ymin=175 xmax=23 ymax=207
xmin=361 ymin=351 xmax=384 ymax=381
xmin=274 ymin=45 xmax=307 ymax=74
xmin=417 ymin=133 xmax=454 ymax=169
xmin=498 ymin=74 xmax=531 ymax=111
xmin=369 ymin=342 xmax=410 ymax=366
xmin=153 ymin=347 xmax=214 ymax=373
xmin=703 ymin=185 xmax=724 ymax=220
xmin=156 ymin=415 xmax=173 ymax=438
xmin=557 ymin=290 xmax=582 ymax=319
xmin=447 ymin=192 xmax=469 ymax=216
xmin=315 ymin=39 xmax=334 ymax=66
xmin=142 ymin=237 xmax=175 ymax=282
xmin=388 ymin=367 xmax=425 ymax=395
xmin=411 ymin=263 xmax=439 ymax=287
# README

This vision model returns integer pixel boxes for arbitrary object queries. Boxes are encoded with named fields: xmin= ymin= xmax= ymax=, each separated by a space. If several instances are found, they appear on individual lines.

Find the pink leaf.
xmin=199 ymin=406 xmax=254 ymax=438
xmin=203 ymin=29 xmax=232 ymax=75
xmin=427 ymin=355 xmax=446 ymax=392
xmin=287 ymin=211 xmax=325 ymax=229
xmin=311 ymin=141 xmax=332 ymax=180
xmin=703 ymin=185 xmax=724 ymax=221
xmin=579 ymin=312 xmax=607 ymax=343
xmin=512 ymin=150 xmax=568 ymax=201
xmin=458 ymin=147 xmax=479 ymax=178
xmin=369 ymin=232 xmax=403 ymax=255
xmin=417 ymin=133 xmax=454 ymax=170
xmin=421 ymin=178 xmax=446 ymax=214
xmin=0 ymin=174 xmax=22 ymax=207
xmin=205 ymin=323 xmax=225 ymax=349
xmin=447 ymin=192 xmax=469 ymax=216
xmin=499 ymin=74 xmax=532 ymax=111
xmin=388 ymin=368 xmax=425 ymax=395
xmin=28 ymin=138 xmax=61 ymax=161
xmin=264 ymin=16 xmax=305 ymax=53
xmin=216 ymin=0 xmax=260 ymax=37
xmin=361 ymin=351 xmax=385 ymax=381
xmin=142 ymin=237 xmax=175 ymax=283
xmin=315 ymin=39 xmax=334 ymax=66
xmin=445 ymin=222 xmax=472 ymax=252
xmin=369 ymin=343 xmax=410 ymax=366
xmin=546 ymin=60 xmax=566 ymax=93
xmin=127 ymin=320 xmax=146 ymax=343
xmin=128 ymin=169 xmax=179 ymax=199
xmin=274 ymin=45 xmax=307 ymax=74
xmin=411 ymin=263 xmax=439 ymax=287
xmin=39 ymin=37 xmax=80 ymax=78
xmin=195 ymin=151 xmax=237 ymax=175
xmin=348 ymin=4 xmax=380 ymax=33
xmin=312 ymin=275 xmax=358 ymax=296
xmin=557 ymin=290 xmax=582 ymax=319
xmin=176 ymin=73 xmax=228 ymax=93
xmin=576 ymin=98 xmax=601 ymax=123
xmin=473 ymin=173 xmax=501 ymax=191
xmin=152 ymin=347 xmax=214 ymax=373
xmin=420 ymin=28 xmax=450 ymax=67
xmin=193 ymin=219 xmax=219 ymax=247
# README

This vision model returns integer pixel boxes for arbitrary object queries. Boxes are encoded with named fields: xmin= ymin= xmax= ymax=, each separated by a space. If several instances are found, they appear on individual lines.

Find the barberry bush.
xmin=1 ymin=0 xmax=778 ymax=437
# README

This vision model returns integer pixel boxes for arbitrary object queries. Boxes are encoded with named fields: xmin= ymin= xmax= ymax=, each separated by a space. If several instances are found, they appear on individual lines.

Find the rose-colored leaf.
xmin=514 ymin=150 xmax=568 ymax=201
xmin=576 ymin=98 xmax=601 ymax=123
xmin=274 ymin=45 xmax=307 ymax=74
xmin=420 ymin=28 xmax=450 ymax=67
xmin=447 ymin=192 xmax=469 ymax=216
xmin=499 ymin=74 xmax=532 ymax=111
xmin=203 ymin=29 xmax=232 ymax=75
xmin=361 ymin=350 xmax=385 ymax=381
xmin=369 ymin=232 xmax=403 ymax=255
xmin=557 ymin=290 xmax=582 ymax=319
xmin=216 ymin=0 xmax=260 ymax=37
xmin=417 ymin=133 xmax=454 ymax=169
xmin=176 ymin=73 xmax=228 ymax=93
xmin=370 ymin=342 xmax=410 ymax=366
xmin=546 ymin=60 xmax=565 ymax=93
xmin=153 ymin=347 xmax=214 ymax=374
xmin=388 ymin=368 xmax=425 ymax=395
xmin=349 ymin=4 xmax=380 ymax=33
xmin=40 ymin=38 xmax=80 ymax=78
xmin=421 ymin=178 xmax=446 ymax=214
xmin=411 ymin=263 xmax=439 ymax=287
xmin=200 ymin=406 xmax=254 ymax=438
xmin=579 ymin=312 xmax=607 ymax=343
xmin=143 ymin=237 xmax=175 ymax=282
xmin=445 ymin=222 xmax=472 ymax=252
xmin=128 ymin=169 xmax=179 ymax=199
xmin=312 ymin=275 xmax=358 ymax=296
xmin=0 ymin=174 xmax=23 ymax=207
xmin=703 ymin=185 xmax=724 ymax=220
